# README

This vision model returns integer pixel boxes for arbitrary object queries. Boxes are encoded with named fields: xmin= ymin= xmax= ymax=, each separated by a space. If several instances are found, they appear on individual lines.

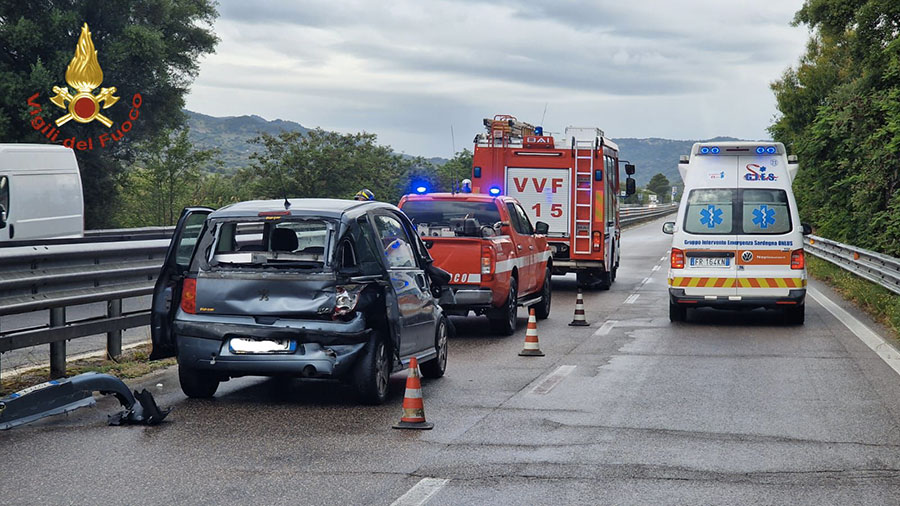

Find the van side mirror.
xmin=0 ymin=204 xmax=6 ymax=229
xmin=534 ymin=221 xmax=549 ymax=235
xmin=801 ymin=223 xmax=812 ymax=235
xmin=625 ymin=163 xmax=635 ymax=176
xmin=625 ymin=177 xmax=636 ymax=196
xmin=662 ymin=222 xmax=675 ymax=235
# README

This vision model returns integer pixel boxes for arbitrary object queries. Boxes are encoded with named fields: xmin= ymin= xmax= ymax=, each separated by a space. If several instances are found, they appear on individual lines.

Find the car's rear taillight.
xmin=334 ymin=284 xmax=365 ymax=319
xmin=481 ymin=245 xmax=494 ymax=281
xmin=180 ymin=278 xmax=197 ymax=314
xmin=671 ymin=248 xmax=685 ymax=269
xmin=791 ymin=249 xmax=805 ymax=269
xmin=592 ymin=231 xmax=602 ymax=252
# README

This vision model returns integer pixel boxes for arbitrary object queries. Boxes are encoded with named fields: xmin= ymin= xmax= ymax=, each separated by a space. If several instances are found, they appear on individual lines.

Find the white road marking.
xmin=641 ymin=277 xmax=651 ymax=285
xmin=809 ymin=287 xmax=900 ymax=377
xmin=593 ymin=320 xmax=618 ymax=336
xmin=652 ymin=265 xmax=661 ymax=272
xmin=625 ymin=294 xmax=640 ymax=304
xmin=661 ymin=255 xmax=667 ymax=262
xmin=391 ymin=478 xmax=450 ymax=506
xmin=531 ymin=365 xmax=576 ymax=395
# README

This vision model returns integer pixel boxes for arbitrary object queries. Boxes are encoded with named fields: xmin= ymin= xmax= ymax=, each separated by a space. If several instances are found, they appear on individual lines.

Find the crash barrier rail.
xmin=0 ymin=205 xmax=671 ymax=383
xmin=0 ymin=237 xmax=171 ymax=380
xmin=803 ymin=235 xmax=900 ymax=296
xmin=620 ymin=204 xmax=678 ymax=225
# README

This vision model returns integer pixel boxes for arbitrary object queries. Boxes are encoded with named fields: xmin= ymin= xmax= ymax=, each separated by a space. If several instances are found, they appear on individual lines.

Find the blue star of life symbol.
xmin=752 ymin=205 xmax=776 ymax=229
xmin=699 ymin=204 xmax=723 ymax=229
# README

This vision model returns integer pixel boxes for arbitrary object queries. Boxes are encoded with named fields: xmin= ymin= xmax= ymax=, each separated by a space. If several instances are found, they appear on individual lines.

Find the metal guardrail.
xmin=620 ymin=204 xmax=678 ymax=225
xmin=804 ymin=235 xmax=900 ymax=296
xmin=0 ymin=238 xmax=170 ymax=378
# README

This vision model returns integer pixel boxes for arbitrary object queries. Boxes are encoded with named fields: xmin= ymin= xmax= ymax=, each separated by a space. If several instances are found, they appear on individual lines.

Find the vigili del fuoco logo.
xmin=25 ymin=23 xmax=143 ymax=151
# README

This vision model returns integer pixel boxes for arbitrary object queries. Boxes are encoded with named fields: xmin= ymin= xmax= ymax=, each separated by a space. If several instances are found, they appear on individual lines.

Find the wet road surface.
xmin=2 ymin=216 xmax=899 ymax=505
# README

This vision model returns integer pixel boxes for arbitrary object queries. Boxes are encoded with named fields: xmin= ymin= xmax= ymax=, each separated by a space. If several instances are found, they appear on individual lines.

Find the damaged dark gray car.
xmin=150 ymin=199 xmax=451 ymax=404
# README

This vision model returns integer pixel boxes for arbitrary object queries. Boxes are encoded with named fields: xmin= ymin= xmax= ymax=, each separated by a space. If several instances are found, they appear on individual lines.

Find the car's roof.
xmin=210 ymin=198 xmax=392 ymax=219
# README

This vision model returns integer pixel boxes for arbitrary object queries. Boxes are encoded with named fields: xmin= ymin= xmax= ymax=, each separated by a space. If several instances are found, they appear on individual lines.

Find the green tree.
xmin=0 ymin=1 xmax=218 ymax=228
xmin=646 ymin=173 xmax=672 ymax=203
xmin=437 ymin=149 xmax=473 ymax=191
xmin=241 ymin=129 xmax=432 ymax=205
xmin=116 ymin=128 xmax=226 ymax=227
xmin=770 ymin=0 xmax=900 ymax=255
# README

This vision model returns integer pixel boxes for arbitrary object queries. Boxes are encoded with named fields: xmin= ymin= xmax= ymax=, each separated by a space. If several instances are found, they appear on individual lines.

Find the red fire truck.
xmin=470 ymin=115 xmax=636 ymax=288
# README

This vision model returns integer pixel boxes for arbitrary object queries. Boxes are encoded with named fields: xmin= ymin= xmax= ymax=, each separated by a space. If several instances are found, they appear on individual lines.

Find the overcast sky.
xmin=184 ymin=0 xmax=810 ymax=158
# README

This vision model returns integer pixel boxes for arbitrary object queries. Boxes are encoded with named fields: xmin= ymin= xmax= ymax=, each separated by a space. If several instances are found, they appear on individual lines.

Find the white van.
xmin=662 ymin=142 xmax=809 ymax=324
xmin=0 ymin=144 xmax=84 ymax=242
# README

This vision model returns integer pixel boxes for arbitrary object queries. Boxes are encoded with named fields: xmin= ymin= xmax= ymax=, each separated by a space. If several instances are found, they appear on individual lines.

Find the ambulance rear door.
xmin=735 ymin=154 xmax=800 ymax=297
xmin=676 ymin=155 xmax=739 ymax=297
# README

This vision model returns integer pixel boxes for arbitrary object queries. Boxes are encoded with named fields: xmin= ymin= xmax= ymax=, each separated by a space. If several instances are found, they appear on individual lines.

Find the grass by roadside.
xmin=0 ymin=343 xmax=175 ymax=395
xmin=807 ymin=255 xmax=900 ymax=341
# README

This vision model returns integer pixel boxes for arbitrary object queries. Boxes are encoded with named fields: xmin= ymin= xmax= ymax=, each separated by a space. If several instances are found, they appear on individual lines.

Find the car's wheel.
xmin=533 ymin=267 xmax=552 ymax=320
xmin=669 ymin=301 xmax=686 ymax=322
xmin=490 ymin=277 xmax=518 ymax=335
xmin=785 ymin=304 xmax=805 ymax=325
xmin=421 ymin=317 xmax=449 ymax=379
xmin=354 ymin=335 xmax=391 ymax=405
xmin=178 ymin=365 xmax=220 ymax=398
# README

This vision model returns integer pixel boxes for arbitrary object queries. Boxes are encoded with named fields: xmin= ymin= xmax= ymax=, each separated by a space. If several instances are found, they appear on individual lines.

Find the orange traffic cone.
xmin=519 ymin=308 xmax=545 ymax=356
xmin=392 ymin=356 xmax=434 ymax=430
xmin=569 ymin=288 xmax=589 ymax=326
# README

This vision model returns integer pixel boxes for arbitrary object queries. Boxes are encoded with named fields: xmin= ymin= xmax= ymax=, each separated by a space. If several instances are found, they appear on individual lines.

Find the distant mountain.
xmin=611 ymin=137 xmax=745 ymax=187
xmin=186 ymin=110 xmax=310 ymax=172
xmin=184 ymin=110 xmax=748 ymax=186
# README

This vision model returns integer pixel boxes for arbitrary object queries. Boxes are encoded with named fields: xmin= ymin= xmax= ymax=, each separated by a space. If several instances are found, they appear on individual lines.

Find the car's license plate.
xmin=689 ymin=257 xmax=730 ymax=268
xmin=229 ymin=338 xmax=296 ymax=354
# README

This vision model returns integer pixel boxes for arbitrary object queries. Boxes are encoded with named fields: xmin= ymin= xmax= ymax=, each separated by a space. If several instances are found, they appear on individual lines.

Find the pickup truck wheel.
xmin=354 ymin=336 xmax=391 ymax=405
xmin=533 ymin=267 xmax=552 ymax=320
xmin=178 ymin=365 xmax=220 ymax=399
xmin=421 ymin=318 xmax=449 ymax=378
xmin=490 ymin=277 xmax=518 ymax=335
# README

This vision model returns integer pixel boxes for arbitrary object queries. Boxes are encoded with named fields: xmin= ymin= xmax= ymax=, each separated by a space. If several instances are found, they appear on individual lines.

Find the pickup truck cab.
xmin=399 ymin=193 xmax=552 ymax=335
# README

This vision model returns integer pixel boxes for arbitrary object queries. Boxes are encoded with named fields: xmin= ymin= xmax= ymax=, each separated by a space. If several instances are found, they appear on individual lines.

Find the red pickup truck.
xmin=398 ymin=193 xmax=552 ymax=335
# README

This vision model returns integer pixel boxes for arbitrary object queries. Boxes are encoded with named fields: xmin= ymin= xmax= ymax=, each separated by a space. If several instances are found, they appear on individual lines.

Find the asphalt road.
xmin=2 ymin=216 xmax=900 ymax=505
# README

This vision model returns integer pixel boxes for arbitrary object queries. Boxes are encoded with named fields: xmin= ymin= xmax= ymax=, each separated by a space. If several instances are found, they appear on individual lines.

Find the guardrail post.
xmin=49 ymin=307 xmax=66 ymax=379
xmin=107 ymin=299 xmax=122 ymax=359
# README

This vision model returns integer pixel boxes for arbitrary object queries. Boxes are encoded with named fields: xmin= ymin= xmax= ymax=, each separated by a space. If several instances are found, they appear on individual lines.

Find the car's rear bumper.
xmin=173 ymin=312 xmax=372 ymax=378
xmin=669 ymin=288 xmax=806 ymax=309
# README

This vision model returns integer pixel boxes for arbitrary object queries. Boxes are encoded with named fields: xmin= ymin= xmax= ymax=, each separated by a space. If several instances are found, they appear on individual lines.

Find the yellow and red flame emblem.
xmin=49 ymin=23 xmax=119 ymax=127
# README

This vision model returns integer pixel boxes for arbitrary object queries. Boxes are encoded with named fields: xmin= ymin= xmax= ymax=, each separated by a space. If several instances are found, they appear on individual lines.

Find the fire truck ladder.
xmin=573 ymin=138 xmax=595 ymax=255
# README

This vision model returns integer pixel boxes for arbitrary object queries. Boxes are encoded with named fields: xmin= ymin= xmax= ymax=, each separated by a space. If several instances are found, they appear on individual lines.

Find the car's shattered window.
xmin=209 ymin=219 xmax=333 ymax=268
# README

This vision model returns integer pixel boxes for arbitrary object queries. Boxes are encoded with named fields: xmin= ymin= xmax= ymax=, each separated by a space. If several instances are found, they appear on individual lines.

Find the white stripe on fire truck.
xmin=495 ymin=250 xmax=552 ymax=274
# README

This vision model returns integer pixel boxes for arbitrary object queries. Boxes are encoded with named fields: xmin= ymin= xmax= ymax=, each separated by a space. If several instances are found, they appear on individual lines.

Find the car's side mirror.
xmin=625 ymin=177 xmax=636 ymax=196
xmin=0 ymin=204 xmax=6 ymax=229
xmin=801 ymin=223 xmax=812 ymax=236
xmin=662 ymin=222 xmax=675 ymax=235
xmin=625 ymin=163 xmax=635 ymax=176
xmin=534 ymin=221 xmax=549 ymax=235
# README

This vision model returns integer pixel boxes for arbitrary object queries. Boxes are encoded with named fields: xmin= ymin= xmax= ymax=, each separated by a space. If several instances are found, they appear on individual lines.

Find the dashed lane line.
xmin=625 ymin=294 xmax=640 ymax=304
xmin=809 ymin=287 xmax=900 ymax=377
xmin=652 ymin=265 xmax=661 ymax=272
xmin=593 ymin=320 xmax=618 ymax=336
xmin=530 ymin=365 xmax=577 ymax=395
xmin=390 ymin=478 xmax=450 ymax=506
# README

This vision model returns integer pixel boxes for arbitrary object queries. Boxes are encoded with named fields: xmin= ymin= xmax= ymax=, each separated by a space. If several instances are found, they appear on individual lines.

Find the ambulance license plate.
xmin=689 ymin=257 xmax=730 ymax=268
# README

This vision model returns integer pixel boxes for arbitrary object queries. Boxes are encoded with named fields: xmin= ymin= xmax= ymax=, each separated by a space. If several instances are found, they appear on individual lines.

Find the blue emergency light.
xmin=415 ymin=186 xmax=428 ymax=194
xmin=756 ymin=146 xmax=766 ymax=154
xmin=489 ymin=186 xmax=501 ymax=196
xmin=711 ymin=147 xmax=720 ymax=154
xmin=700 ymin=147 xmax=710 ymax=154
xmin=766 ymin=146 xmax=776 ymax=154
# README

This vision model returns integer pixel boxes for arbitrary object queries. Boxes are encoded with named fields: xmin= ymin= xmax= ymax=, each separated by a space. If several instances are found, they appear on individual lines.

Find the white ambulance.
xmin=662 ymin=142 xmax=810 ymax=324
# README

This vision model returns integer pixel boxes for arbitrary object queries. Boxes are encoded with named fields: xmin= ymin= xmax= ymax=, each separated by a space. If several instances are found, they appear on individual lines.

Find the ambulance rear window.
xmin=684 ymin=189 xmax=734 ymax=234
xmin=741 ymin=189 xmax=791 ymax=235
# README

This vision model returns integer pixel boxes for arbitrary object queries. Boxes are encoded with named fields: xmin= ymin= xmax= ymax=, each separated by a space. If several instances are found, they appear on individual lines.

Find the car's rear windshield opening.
xmin=402 ymin=200 xmax=501 ymax=237
xmin=208 ymin=219 xmax=334 ymax=268
xmin=683 ymin=188 xmax=792 ymax=235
